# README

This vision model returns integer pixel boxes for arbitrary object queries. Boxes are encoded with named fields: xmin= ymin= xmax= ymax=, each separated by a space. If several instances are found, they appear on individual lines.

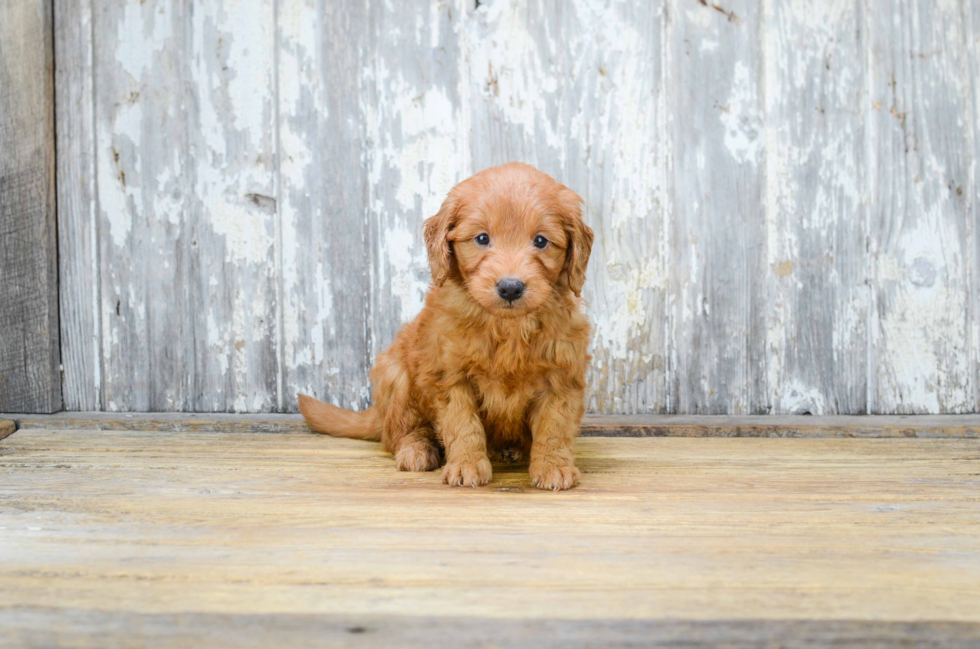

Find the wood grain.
xmin=93 ymin=0 xmax=190 ymax=411
xmin=88 ymin=0 xmax=282 ymax=412
xmin=54 ymin=0 xmax=980 ymax=415
xmin=668 ymin=0 xmax=768 ymax=414
xmin=968 ymin=0 xmax=980 ymax=418
xmin=0 ymin=420 xmax=15 ymax=441
xmin=55 ymin=0 xmax=101 ymax=411
xmin=762 ymin=0 xmax=868 ymax=414
xmin=277 ymin=0 xmax=374 ymax=413
xmin=3 ymin=613 xmax=980 ymax=648
xmin=465 ymin=0 xmax=671 ymax=414
xmin=0 ymin=0 xmax=61 ymax=414
xmin=1 ymin=429 xmax=978 ymax=646
xmin=5 ymin=412 xmax=980 ymax=439
xmin=867 ymin=0 xmax=976 ymax=413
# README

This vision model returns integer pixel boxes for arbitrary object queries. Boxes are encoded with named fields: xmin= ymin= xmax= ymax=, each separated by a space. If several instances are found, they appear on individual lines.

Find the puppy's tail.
xmin=297 ymin=394 xmax=382 ymax=441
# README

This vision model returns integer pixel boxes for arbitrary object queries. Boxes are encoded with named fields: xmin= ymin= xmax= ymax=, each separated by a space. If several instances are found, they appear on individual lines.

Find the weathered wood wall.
xmin=0 ymin=0 xmax=61 ymax=413
xmin=54 ymin=0 xmax=980 ymax=415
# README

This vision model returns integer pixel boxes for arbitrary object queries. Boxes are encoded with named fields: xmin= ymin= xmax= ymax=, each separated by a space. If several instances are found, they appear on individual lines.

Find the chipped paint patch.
xmin=720 ymin=61 xmax=762 ymax=165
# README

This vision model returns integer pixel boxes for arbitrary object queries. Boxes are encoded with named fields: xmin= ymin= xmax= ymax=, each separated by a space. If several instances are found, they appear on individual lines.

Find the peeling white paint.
xmin=720 ymin=62 xmax=762 ymax=165
xmin=68 ymin=0 xmax=978 ymax=416
xmin=116 ymin=1 xmax=170 ymax=81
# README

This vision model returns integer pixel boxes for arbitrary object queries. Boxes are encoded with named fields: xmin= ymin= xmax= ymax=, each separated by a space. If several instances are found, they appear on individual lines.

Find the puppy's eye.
xmin=474 ymin=233 xmax=490 ymax=247
xmin=533 ymin=235 xmax=549 ymax=249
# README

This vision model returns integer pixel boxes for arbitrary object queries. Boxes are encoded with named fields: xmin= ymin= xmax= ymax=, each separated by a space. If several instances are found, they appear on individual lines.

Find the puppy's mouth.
xmin=493 ymin=298 xmax=532 ymax=316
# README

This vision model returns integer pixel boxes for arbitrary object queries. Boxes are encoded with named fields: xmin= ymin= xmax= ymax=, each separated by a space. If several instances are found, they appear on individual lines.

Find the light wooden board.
xmin=277 ymin=0 xmax=372 ymax=413
xmin=972 ymin=0 xmax=980 ymax=416
xmin=88 ymin=0 xmax=281 ymax=412
xmin=668 ymin=0 xmax=767 ymax=415
xmin=4 ymin=412 xmax=980 ymax=439
xmin=0 ymin=0 xmax=61 ymax=413
xmin=464 ymin=1 xmax=670 ymax=414
xmin=55 ymin=0 xmax=980 ymax=415
xmin=762 ymin=0 xmax=868 ymax=414
xmin=867 ymin=0 xmax=976 ymax=413
xmin=54 ymin=0 xmax=100 ymax=411
xmin=3 ymin=613 xmax=980 ymax=649
xmin=1 ymin=428 xmax=979 ymax=648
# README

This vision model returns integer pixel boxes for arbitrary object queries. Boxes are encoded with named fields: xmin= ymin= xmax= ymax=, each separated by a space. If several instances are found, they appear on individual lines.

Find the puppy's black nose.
xmin=496 ymin=279 xmax=525 ymax=303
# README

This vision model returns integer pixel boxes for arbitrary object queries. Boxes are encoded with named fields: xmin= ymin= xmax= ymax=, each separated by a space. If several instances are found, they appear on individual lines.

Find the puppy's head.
xmin=424 ymin=163 xmax=594 ymax=317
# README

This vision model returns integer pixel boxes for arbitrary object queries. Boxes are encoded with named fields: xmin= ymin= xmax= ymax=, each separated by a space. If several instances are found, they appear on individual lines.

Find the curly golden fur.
xmin=299 ymin=162 xmax=594 ymax=490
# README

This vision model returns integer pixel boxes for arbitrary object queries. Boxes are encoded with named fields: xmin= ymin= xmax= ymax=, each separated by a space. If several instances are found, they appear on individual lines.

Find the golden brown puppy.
xmin=298 ymin=162 xmax=593 ymax=490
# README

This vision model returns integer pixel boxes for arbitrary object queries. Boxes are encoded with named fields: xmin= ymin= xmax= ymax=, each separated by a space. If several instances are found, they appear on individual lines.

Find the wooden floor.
xmin=2 ymin=421 xmax=979 ymax=647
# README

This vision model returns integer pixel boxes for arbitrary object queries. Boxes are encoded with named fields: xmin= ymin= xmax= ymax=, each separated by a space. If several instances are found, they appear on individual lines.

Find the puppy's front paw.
xmin=442 ymin=455 xmax=492 ymax=487
xmin=529 ymin=458 xmax=580 ymax=491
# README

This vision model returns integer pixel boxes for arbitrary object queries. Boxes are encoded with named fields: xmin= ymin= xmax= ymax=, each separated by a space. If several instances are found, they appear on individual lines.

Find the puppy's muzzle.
xmin=496 ymin=278 xmax=525 ymax=303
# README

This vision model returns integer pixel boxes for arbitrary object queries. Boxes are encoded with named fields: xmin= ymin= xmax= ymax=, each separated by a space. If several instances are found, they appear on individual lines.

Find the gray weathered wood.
xmin=91 ymin=0 xmax=280 ymax=411
xmin=867 ymin=0 xmax=976 ymax=413
xmin=668 ymin=0 xmax=767 ymax=414
xmin=55 ymin=0 xmax=101 ymax=411
xmin=185 ymin=0 xmax=280 ymax=412
xmin=969 ymin=2 xmax=980 ymax=416
xmin=762 ymin=0 xmax=868 ymax=414
xmin=465 ymin=1 xmax=670 ymax=413
xmin=55 ymin=0 xmax=980 ymax=415
xmin=92 ymin=0 xmax=189 ymax=411
xmin=5 ymin=412 xmax=980 ymax=439
xmin=3 ymin=611 xmax=980 ymax=649
xmin=276 ymin=0 xmax=375 ymax=413
xmin=362 ymin=0 xmax=469 ymax=388
xmin=0 ymin=0 xmax=61 ymax=413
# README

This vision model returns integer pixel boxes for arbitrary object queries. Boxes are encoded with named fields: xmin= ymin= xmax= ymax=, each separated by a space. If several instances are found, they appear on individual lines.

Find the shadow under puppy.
xmin=299 ymin=162 xmax=594 ymax=490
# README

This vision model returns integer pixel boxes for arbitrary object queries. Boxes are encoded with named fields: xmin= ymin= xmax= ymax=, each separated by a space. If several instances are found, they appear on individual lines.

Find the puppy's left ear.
xmin=423 ymin=192 xmax=458 ymax=287
xmin=558 ymin=187 xmax=594 ymax=297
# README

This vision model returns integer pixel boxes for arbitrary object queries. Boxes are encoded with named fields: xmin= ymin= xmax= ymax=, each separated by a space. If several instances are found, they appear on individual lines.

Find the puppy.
xmin=299 ymin=162 xmax=593 ymax=490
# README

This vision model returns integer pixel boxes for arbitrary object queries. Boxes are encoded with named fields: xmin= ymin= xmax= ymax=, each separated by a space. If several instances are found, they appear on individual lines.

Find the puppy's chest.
xmin=470 ymin=371 xmax=538 ymax=432
xmin=467 ymin=345 xmax=548 ymax=423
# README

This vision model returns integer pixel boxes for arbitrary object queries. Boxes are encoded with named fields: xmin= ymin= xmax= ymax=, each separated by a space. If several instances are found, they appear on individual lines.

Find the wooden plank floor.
xmin=2 ymin=425 xmax=979 ymax=647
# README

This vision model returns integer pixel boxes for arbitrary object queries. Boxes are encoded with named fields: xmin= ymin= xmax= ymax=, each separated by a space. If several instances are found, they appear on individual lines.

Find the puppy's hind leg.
xmin=394 ymin=429 xmax=441 ymax=472
xmin=371 ymin=352 xmax=439 ymax=472
xmin=490 ymin=446 xmax=524 ymax=463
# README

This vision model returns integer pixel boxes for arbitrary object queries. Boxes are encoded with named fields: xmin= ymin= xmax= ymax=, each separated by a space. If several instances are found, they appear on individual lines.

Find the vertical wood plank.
xmin=278 ymin=0 xmax=373 ymax=411
xmin=95 ymin=0 xmax=279 ymax=411
xmin=55 ymin=0 xmax=101 ymax=411
xmin=667 ymin=0 xmax=768 ymax=414
xmin=867 ymin=0 xmax=976 ymax=413
xmin=464 ymin=0 xmax=670 ymax=413
xmin=361 ymin=1 xmax=469 ymax=362
xmin=0 ymin=0 xmax=61 ymax=413
xmin=968 ymin=2 xmax=980 ymax=413
xmin=762 ymin=0 xmax=868 ymax=414
xmin=186 ymin=0 xmax=280 ymax=411
xmin=94 ymin=0 xmax=189 ymax=411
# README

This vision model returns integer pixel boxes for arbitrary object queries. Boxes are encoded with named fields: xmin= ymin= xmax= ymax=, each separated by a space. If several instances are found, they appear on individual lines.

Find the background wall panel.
xmin=0 ymin=0 xmax=61 ymax=413
xmin=55 ymin=0 xmax=100 ymax=411
xmin=52 ymin=0 xmax=980 ymax=415
xmin=762 ymin=0 xmax=868 ymax=414
xmin=667 ymin=0 xmax=768 ymax=414
xmin=867 ymin=0 xmax=976 ymax=413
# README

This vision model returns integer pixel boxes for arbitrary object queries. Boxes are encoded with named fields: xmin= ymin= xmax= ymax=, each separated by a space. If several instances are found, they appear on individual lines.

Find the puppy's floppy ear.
xmin=423 ymin=192 xmax=458 ymax=287
xmin=558 ymin=187 xmax=594 ymax=297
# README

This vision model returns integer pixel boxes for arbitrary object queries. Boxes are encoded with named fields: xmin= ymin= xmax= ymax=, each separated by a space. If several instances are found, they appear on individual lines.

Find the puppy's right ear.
xmin=423 ymin=193 xmax=458 ymax=287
